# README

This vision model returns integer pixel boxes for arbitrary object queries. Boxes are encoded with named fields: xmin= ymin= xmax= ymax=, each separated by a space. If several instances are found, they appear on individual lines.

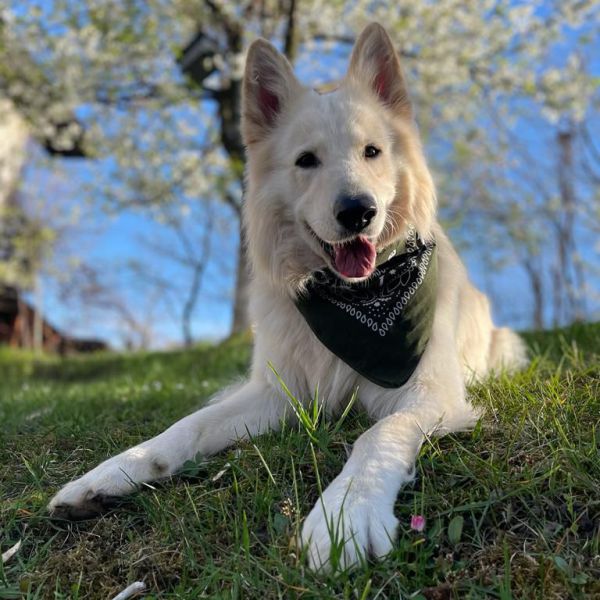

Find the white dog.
xmin=49 ymin=23 xmax=527 ymax=571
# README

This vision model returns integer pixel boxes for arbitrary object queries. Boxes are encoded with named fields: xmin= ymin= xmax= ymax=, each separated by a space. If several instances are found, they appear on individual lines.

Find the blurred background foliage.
xmin=0 ymin=0 xmax=598 ymax=351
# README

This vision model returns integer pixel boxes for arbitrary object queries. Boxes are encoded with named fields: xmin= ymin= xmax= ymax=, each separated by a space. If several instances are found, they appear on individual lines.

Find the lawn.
xmin=1 ymin=324 xmax=598 ymax=599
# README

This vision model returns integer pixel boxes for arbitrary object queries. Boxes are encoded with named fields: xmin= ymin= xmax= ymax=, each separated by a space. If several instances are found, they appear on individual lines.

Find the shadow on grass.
xmin=0 ymin=332 xmax=253 ymax=385
xmin=522 ymin=321 xmax=599 ymax=364
xmin=1 ymin=322 xmax=597 ymax=385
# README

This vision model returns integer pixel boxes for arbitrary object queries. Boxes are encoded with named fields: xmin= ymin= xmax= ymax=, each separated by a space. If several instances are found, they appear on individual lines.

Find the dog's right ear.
xmin=242 ymin=40 xmax=300 ymax=145
xmin=348 ymin=23 xmax=412 ymax=119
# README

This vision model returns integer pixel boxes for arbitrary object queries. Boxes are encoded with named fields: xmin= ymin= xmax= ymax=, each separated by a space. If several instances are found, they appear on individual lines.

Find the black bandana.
xmin=295 ymin=229 xmax=437 ymax=388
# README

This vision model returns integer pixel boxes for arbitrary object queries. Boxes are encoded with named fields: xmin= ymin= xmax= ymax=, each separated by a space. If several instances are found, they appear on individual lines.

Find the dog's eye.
xmin=295 ymin=151 xmax=320 ymax=169
xmin=364 ymin=145 xmax=381 ymax=159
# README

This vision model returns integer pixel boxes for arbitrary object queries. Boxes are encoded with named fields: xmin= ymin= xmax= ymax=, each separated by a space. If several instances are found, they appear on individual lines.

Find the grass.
xmin=0 ymin=323 xmax=598 ymax=599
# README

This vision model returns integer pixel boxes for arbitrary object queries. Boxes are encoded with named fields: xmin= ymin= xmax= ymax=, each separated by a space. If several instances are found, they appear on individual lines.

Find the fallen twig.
xmin=111 ymin=581 xmax=146 ymax=600
xmin=2 ymin=540 xmax=22 ymax=564
xmin=211 ymin=462 xmax=231 ymax=482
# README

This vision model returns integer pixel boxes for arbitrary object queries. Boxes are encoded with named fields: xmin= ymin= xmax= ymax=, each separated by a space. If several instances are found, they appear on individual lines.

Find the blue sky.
xmin=19 ymin=13 xmax=600 ymax=348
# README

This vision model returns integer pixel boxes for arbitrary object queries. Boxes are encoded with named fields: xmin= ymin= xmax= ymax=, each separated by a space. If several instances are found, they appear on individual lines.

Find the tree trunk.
xmin=179 ymin=214 xmax=213 ymax=346
xmin=0 ymin=100 xmax=28 ymax=210
xmin=215 ymin=80 xmax=252 ymax=335
xmin=217 ymin=79 xmax=251 ymax=335
xmin=523 ymin=259 xmax=544 ymax=330
xmin=230 ymin=221 xmax=251 ymax=335
xmin=553 ymin=125 xmax=584 ymax=325
xmin=183 ymin=1 xmax=299 ymax=337
xmin=0 ymin=100 xmax=29 ymax=338
xmin=182 ymin=264 xmax=202 ymax=347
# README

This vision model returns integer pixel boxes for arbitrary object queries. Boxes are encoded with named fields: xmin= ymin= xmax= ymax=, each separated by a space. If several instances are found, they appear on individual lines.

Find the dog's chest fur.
xmin=250 ymin=281 xmax=360 ymax=411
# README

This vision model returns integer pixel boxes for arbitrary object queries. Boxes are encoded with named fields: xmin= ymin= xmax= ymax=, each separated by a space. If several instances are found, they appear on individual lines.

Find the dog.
xmin=49 ymin=23 xmax=527 ymax=571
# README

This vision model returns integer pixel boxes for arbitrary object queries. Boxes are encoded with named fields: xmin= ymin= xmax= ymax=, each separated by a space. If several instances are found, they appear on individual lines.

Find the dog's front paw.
xmin=301 ymin=475 xmax=398 ymax=571
xmin=48 ymin=456 xmax=143 ymax=519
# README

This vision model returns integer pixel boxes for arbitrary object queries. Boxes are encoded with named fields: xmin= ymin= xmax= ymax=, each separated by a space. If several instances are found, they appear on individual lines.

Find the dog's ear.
xmin=242 ymin=39 xmax=301 ymax=144
xmin=348 ymin=23 xmax=411 ymax=118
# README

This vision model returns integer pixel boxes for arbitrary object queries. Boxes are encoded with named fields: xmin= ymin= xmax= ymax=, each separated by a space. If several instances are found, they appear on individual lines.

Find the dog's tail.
xmin=488 ymin=327 xmax=529 ymax=373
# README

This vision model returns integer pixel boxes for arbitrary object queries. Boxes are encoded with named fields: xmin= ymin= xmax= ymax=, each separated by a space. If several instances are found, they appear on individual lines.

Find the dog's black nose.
xmin=335 ymin=194 xmax=377 ymax=233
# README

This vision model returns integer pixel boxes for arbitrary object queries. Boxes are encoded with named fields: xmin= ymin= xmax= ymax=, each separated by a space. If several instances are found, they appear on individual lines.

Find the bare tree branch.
xmin=283 ymin=0 xmax=298 ymax=60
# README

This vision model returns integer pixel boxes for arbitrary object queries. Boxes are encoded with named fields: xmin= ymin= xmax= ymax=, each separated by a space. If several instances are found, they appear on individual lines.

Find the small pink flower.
xmin=410 ymin=515 xmax=426 ymax=532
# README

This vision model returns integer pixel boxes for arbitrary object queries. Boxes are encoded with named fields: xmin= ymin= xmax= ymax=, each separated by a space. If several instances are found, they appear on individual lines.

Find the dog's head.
xmin=242 ymin=23 xmax=436 ymax=291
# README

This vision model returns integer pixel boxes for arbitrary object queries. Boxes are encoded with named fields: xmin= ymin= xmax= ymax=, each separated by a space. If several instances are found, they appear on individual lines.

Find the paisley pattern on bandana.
xmin=295 ymin=228 xmax=437 ymax=389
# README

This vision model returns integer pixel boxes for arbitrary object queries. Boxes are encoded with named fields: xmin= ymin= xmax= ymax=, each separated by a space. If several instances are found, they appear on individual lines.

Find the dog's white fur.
xmin=49 ymin=24 xmax=527 ymax=571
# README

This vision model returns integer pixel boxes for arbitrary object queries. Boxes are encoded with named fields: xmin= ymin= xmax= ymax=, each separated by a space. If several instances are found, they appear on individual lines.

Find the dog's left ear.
xmin=348 ymin=23 xmax=412 ymax=118
xmin=242 ymin=39 xmax=301 ymax=145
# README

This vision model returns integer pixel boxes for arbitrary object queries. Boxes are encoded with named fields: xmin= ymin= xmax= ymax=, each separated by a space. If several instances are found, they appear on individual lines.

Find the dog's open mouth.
xmin=307 ymin=226 xmax=377 ymax=279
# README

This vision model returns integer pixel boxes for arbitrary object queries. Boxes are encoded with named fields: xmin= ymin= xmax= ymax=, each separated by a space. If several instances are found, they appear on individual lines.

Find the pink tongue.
xmin=333 ymin=236 xmax=377 ymax=278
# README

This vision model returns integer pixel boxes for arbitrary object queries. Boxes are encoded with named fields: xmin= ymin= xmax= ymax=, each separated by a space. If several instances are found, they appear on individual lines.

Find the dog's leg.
xmin=301 ymin=340 xmax=477 ymax=571
xmin=48 ymin=380 xmax=284 ymax=519
xmin=301 ymin=406 xmax=434 ymax=571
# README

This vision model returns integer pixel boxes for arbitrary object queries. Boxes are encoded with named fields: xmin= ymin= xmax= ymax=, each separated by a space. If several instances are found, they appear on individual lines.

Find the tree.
xmin=133 ymin=200 xmax=219 ymax=347
xmin=0 ymin=6 xmax=96 ymax=350
xmin=2 ymin=1 xmax=306 ymax=336
xmin=1 ymin=1 xmax=598 ymax=341
xmin=176 ymin=0 xmax=302 ymax=334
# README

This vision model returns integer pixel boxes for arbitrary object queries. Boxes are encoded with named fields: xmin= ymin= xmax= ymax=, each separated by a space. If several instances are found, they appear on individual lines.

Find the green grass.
xmin=1 ymin=324 xmax=598 ymax=599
